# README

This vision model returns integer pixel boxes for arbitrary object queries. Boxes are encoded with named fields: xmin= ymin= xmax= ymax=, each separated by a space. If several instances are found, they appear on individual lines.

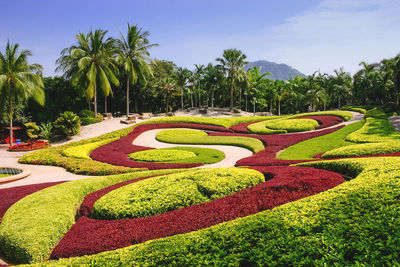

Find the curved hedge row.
xmin=156 ymin=129 xmax=265 ymax=153
xmin=130 ymin=149 xmax=196 ymax=162
xmin=277 ymin=121 xmax=364 ymax=160
xmin=129 ymin=146 xmax=225 ymax=164
xmin=33 ymin=157 xmax=400 ymax=266
xmin=62 ymin=138 xmax=118 ymax=159
xmin=321 ymin=141 xmax=400 ymax=158
xmin=345 ymin=117 xmax=400 ymax=143
xmin=19 ymin=126 xmax=139 ymax=175
xmin=92 ymin=168 xmax=265 ymax=220
xmin=0 ymin=169 xmax=183 ymax=264
xmin=247 ymin=110 xmax=352 ymax=134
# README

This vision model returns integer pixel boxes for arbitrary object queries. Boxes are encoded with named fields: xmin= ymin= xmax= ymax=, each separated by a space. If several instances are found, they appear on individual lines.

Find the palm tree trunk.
xmin=94 ymin=83 xmax=97 ymax=116
xmin=278 ymin=100 xmax=281 ymax=116
xmin=211 ymin=90 xmax=214 ymax=110
xmin=126 ymin=77 xmax=130 ymax=118
xmin=230 ymin=78 xmax=234 ymax=111
xmin=104 ymin=95 xmax=107 ymax=113
xmin=8 ymin=82 xmax=13 ymax=147
xmin=181 ymin=86 xmax=184 ymax=110
xmin=165 ymin=94 xmax=169 ymax=114
xmin=253 ymin=101 xmax=256 ymax=116
xmin=270 ymin=98 xmax=273 ymax=113
xmin=245 ymin=94 xmax=247 ymax=112
xmin=239 ymin=88 xmax=242 ymax=109
xmin=190 ymin=92 xmax=194 ymax=108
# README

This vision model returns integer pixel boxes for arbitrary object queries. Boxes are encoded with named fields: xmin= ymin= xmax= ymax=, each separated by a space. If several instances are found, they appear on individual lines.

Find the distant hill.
xmin=245 ymin=60 xmax=306 ymax=80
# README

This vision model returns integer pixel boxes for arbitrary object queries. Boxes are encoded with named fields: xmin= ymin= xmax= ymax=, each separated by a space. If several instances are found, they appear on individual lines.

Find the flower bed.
xmin=50 ymin=166 xmax=344 ymax=259
xmin=90 ymin=123 xmax=247 ymax=170
xmin=92 ymin=168 xmax=264 ymax=220
xmin=7 ymin=140 xmax=49 ymax=151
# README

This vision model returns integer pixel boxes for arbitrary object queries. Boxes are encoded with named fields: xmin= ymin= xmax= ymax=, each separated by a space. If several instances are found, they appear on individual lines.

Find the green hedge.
xmin=19 ymin=126 xmax=140 ymax=175
xmin=263 ymin=118 xmax=319 ymax=132
xmin=278 ymin=121 xmax=364 ymax=160
xmin=130 ymin=149 xmax=196 ymax=162
xmin=0 ymin=169 xmax=184 ymax=264
xmin=129 ymin=146 xmax=225 ymax=164
xmin=322 ymin=141 xmax=400 ymax=159
xmin=340 ymin=105 xmax=368 ymax=115
xmin=345 ymin=117 xmax=400 ymax=143
xmin=34 ymin=158 xmax=400 ymax=266
xmin=365 ymin=108 xmax=388 ymax=119
xmin=92 ymin=168 xmax=264 ymax=220
xmin=62 ymin=138 xmax=118 ymax=159
xmin=156 ymin=129 xmax=265 ymax=153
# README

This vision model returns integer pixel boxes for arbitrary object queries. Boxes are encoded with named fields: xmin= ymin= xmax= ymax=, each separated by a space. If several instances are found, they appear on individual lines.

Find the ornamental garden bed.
xmin=3 ymin=110 xmax=400 ymax=266
xmin=7 ymin=140 xmax=49 ymax=151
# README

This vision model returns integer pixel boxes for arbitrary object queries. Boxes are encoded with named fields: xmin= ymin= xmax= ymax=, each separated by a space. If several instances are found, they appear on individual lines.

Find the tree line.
xmin=2 ymin=23 xmax=400 ymax=145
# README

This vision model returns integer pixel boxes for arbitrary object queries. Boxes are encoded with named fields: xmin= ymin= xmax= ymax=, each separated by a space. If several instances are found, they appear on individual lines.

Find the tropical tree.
xmin=193 ymin=64 xmax=205 ymax=107
xmin=273 ymin=80 xmax=291 ymax=116
xmin=176 ymin=67 xmax=191 ymax=110
xmin=0 ymin=41 xmax=44 ymax=146
xmin=216 ymin=49 xmax=248 ymax=110
xmin=203 ymin=63 xmax=224 ymax=109
xmin=116 ymin=24 xmax=158 ymax=117
xmin=57 ymin=29 xmax=119 ymax=116
xmin=247 ymin=66 xmax=271 ymax=115
xmin=157 ymin=77 xmax=178 ymax=113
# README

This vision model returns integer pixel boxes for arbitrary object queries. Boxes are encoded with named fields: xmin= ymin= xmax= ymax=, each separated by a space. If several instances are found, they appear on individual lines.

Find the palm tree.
xmin=116 ymin=24 xmax=158 ymax=117
xmin=176 ymin=67 xmax=191 ymax=110
xmin=57 ymin=29 xmax=119 ymax=116
xmin=274 ymin=80 xmax=291 ymax=116
xmin=0 ymin=41 xmax=44 ymax=147
xmin=157 ymin=77 xmax=177 ymax=113
xmin=194 ymin=64 xmax=205 ymax=108
xmin=247 ymin=66 xmax=271 ymax=115
xmin=216 ymin=49 xmax=248 ymax=111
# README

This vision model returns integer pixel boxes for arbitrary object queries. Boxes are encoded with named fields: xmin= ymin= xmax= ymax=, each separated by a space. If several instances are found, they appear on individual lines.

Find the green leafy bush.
xmin=0 ymin=169 xmax=183 ymax=264
xmin=38 ymin=122 xmax=53 ymax=141
xmin=156 ymin=129 xmax=265 ymax=153
xmin=92 ymin=168 xmax=265 ymax=220
xmin=130 ymin=149 xmax=196 ymax=162
xmin=278 ymin=121 xmax=364 ymax=160
xmin=24 ymin=122 xmax=39 ymax=140
xmin=263 ymin=118 xmax=319 ymax=132
xmin=130 ymin=147 xmax=225 ymax=164
xmin=345 ymin=117 xmax=400 ymax=143
xmin=37 ymin=157 xmax=400 ymax=266
xmin=62 ymin=138 xmax=118 ymax=159
xmin=322 ymin=141 xmax=400 ymax=158
xmin=78 ymin=109 xmax=95 ymax=118
xmin=80 ymin=114 xmax=103 ymax=126
xmin=54 ymin=111 xmax=81 ymax=139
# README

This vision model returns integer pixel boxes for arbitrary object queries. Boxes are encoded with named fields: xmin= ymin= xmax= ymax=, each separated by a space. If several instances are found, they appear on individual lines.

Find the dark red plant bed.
xmin=0 ymin=181 xmax=64 ymax=220
xmin=90 ymin=123 xmax=232 ymax=169
xmin=295 ymin=115 xmax=343 ymax=129
xmin=50 ymin=166 xmax=344 ymax=259
xmin=7 ymin=140 xmax=49 ymax=152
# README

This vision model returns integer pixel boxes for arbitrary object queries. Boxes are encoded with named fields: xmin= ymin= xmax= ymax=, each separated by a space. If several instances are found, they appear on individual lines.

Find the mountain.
xmin=245 ymin=60 xmax=306 ymax=80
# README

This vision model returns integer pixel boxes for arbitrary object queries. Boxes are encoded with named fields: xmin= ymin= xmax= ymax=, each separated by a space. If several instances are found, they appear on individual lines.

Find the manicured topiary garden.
xmin=2 ymin=109 xmax=400 ymax=266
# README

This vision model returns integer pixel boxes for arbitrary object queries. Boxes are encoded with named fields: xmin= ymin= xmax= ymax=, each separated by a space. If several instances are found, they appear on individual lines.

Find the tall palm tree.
xmin=157 ymin=77 xmax=177 ymax=113
xmin=216 ymin=49 xmax=248 ymax=110
xmin=194 ymin=64 xmax=205 ymax=108
xmin=176 ymin=67 xmax=191 ymax=110
xmin=247 ymin=66 xmax=271 ymax=115
xmin=116 ymin=24 xmax=158 ymax=117
xmin=57 ymin=29 xmax=119 ymax=116
xmin=0 ymin=41 xmax=44 ymax=146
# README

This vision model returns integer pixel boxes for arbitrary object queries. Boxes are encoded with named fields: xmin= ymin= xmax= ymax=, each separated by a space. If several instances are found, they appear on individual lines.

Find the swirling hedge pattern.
xmin=3 ymin=111 xmax=400 ymax=265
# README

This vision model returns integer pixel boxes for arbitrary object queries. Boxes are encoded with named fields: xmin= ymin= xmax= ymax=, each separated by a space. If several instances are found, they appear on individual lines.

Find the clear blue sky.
xmin=1 ymin=0 xmax=399 ymax=77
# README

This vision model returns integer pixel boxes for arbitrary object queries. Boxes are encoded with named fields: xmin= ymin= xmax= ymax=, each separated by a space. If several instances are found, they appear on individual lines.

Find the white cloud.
xmin=262 ymin=0 xmax=400 ymax=75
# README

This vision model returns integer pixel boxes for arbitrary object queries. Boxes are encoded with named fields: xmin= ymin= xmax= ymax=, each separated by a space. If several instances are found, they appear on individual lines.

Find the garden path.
xmin=389 ymin=115 xmax=400 ymax=132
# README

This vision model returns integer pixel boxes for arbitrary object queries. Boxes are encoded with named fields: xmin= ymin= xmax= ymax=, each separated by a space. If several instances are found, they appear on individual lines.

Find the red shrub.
xmin=50 ymin=166 xmax=344 ymax=259
xmin=0 ymin=182 xmax=64 ymax=219
xmin=7 ymin=140 xmax=50 ymax=151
